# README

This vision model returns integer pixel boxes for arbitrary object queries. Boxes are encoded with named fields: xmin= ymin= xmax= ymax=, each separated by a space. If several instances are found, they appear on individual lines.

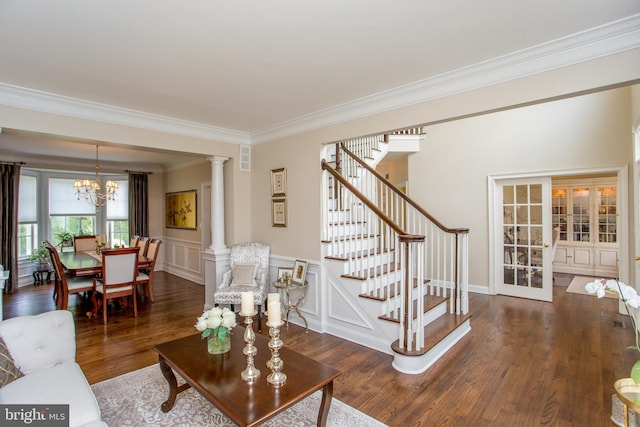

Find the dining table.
xmin=59 ymin=249 xmax=152 ymax=319
xmin=59 ymin=250 xmax=151 ymax=277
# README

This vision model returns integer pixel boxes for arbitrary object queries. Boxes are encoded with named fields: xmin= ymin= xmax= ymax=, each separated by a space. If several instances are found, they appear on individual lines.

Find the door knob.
xmin=544 ymin=243 xmax=549 ymax=248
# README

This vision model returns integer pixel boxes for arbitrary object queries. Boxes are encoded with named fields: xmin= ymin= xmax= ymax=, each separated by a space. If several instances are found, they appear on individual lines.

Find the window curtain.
xmin=0 ymin=163 xmax=21 ymax=293
xmin=128 ymin=172 xmax=149 ymax=238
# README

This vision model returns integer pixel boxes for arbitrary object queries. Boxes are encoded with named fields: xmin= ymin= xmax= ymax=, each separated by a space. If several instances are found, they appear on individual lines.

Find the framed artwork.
xmin=272 ymin=198 xmax=287 ymax=227
xmin=165 ymin=190 xmax=197 ymax=230
xmin=292 ymin=259 xmax=308 ymax=285
xmin=277 ymin=267 xmax=293 ymax=281
xmin=271 ymin=168 xmax=286 ymax=197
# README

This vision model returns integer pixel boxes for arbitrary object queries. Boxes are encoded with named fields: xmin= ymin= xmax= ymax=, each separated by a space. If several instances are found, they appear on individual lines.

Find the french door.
xmin=494 ymin=177 xmax=553 ymax=302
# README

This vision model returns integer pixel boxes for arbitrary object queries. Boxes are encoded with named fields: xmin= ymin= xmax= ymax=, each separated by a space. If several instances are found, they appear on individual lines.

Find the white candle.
xmin=267 ymin=301 xmax=281 ymax=325
xmin=268 ymin=293 xmax=280 ymax=304
xmin=240 ymin=292 xmax=254 ymax=314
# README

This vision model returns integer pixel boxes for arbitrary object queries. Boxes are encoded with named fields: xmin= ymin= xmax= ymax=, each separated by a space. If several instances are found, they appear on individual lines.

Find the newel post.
xmin=398 ymin=234 xmax=425 ymax=351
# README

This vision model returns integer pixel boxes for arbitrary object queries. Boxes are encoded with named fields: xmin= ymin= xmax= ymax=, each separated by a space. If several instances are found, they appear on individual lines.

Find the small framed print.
xmin=272 ymin=198 xmax=287 ymax=227
xmin=271 ymin=168 xmax=286 ymax=197
xmin=277 ymin=267 xmax=293 ymax=281
xmin=292 ymin=259 xmax=307 ymax=285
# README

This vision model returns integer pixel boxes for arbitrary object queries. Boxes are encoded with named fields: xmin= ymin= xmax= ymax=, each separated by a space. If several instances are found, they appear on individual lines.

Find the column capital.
xmin=208 ymin=156 xmax=229 ymax=165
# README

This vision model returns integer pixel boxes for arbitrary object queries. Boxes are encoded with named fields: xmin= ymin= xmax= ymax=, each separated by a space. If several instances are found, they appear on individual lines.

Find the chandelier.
xmin=73 ymin=145 xmax=118 ymax=208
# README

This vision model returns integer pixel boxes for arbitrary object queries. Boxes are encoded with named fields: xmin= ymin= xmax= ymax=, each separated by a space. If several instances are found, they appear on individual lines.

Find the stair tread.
xmin=328 ymin=220 xmax=367 ymax=225
xmin=321 ymin=233 xmax=377 ymax=244
xmin=390 ymin=312 xmax=472 ymax=356
xmin=341 ymin=262 xmax=399 ymax=280
xmin=359 ymin=278 xmax=432 ymax=302
xmin=325 ymin=248 xmax=393 ymax=262
xmin=376 ymin=291 xmax=444 ymax=318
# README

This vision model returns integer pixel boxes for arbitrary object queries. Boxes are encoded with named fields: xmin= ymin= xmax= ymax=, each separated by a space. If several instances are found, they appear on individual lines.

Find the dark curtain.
xmin=0 ymin=163 xmax=21 ymax=293
xmin=129 ymin=172 xmax=149 ymax=238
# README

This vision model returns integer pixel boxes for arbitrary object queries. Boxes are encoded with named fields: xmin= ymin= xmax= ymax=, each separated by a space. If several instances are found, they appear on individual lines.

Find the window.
xmin=18 ymin=174 xmax=38 ymax=257
xmin=49 ymin=178 xmax=96 ymax=240
xmin=106 ymin=179 xmax=129 ymax=247
xmin=18 ymin=172 xmax=128 ymax=262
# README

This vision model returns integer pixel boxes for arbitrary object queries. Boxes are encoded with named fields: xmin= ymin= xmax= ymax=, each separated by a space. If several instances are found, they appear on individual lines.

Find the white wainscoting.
xmin=268 ymin=255 xmax=321 ymax=331
xmin=161 ymin=237 xmax=204 ymax=285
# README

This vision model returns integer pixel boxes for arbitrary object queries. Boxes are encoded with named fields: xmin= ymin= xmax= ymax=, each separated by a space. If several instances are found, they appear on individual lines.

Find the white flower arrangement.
xmin=195 ymin=307 xmax=237 ymax=341
xmin=585 ymin=279 xmax=640 ymax=353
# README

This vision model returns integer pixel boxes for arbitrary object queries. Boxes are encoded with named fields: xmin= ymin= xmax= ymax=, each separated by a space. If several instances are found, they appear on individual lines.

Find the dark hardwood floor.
xmin=3 ymin=271 xmax=633 ymax=426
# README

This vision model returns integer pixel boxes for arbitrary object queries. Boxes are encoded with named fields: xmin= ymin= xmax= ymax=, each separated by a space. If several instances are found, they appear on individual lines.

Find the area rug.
xmin=92 ymin=364 xmax=387 ymax=427
xmin=566 ymin=275 xmax=617 ymax=299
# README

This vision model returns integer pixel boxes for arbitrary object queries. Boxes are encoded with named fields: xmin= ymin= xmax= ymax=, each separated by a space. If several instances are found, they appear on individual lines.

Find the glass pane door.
xmin=496 ymin=177 xmax=552 ymax=302
xmin=597 ymin=186 xmax=617 ymax=243
xmin=572 ymin=187 xmax=590 ymax=243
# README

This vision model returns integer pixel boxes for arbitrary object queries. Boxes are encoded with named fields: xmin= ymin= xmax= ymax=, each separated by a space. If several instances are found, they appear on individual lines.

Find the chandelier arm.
xmin=73 ymin=145 xmax=117 ymax=209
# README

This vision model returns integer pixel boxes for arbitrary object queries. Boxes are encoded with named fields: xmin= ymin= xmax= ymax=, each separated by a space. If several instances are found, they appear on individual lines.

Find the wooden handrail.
xmin=321 ymin=159 xmax=423 ymax=241
xmin=340 ymin=143 xmax=469 ymax=235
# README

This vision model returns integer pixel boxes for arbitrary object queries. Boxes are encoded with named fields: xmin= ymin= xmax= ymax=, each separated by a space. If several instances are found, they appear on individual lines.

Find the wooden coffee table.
xmin=154 ymin=329 xmax=341 ymax=427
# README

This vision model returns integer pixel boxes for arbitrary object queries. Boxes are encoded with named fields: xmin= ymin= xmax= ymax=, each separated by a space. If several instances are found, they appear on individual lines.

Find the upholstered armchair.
xmin=213 ymin=242 xmax=270 ymax=331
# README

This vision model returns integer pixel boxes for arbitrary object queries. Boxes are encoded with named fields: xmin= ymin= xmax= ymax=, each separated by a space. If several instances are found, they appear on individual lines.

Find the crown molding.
xmin=0 ymin=84 xmax=251 ymax=145
xmin=251 ymin=14 xmax=640 ymax=144
xmin=0 ymin=15 xmax=638 ymax=146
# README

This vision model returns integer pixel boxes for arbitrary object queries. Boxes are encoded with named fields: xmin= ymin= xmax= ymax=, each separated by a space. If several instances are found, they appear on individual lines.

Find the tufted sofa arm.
xmin=0 ymin=310 xmax=76 ymax=375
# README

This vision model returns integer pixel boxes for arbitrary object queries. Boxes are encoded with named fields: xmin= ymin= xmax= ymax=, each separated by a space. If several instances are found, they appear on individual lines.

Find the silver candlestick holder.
xmin=240 ymin=311 xmax=260 ymax=382
xmin=266 ymin=320 xmax=287 ymax=387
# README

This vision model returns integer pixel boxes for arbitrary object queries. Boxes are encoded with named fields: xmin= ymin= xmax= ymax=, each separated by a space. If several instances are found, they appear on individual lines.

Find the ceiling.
xmin=0 ymin=1 xmax=639 ymax=170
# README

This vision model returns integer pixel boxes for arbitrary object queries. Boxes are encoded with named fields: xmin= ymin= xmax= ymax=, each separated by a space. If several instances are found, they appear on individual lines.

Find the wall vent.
xmin=240 ymin=144 xmax=251 ymax=172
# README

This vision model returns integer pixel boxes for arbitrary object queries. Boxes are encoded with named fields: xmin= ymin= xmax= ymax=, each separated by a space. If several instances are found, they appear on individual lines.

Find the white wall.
xmin=409 ymin=87 xmax=634 ymax=289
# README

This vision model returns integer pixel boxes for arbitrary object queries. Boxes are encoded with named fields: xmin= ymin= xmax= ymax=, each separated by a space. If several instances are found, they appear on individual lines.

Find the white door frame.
xmin=633 ymin=123 xmax=640 ymax=288
xmin=488 ymin=165 xmax=629 ymax=296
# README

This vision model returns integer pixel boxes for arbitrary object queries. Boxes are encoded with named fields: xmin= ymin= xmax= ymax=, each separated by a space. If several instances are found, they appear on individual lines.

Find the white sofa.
xmin=0 ymin=310 xmax=107 ymax=427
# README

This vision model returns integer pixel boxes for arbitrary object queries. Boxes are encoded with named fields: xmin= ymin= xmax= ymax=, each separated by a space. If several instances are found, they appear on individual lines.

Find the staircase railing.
xmin=322 ymin=159 xmax=427 ymax=351
xmin=337 ymin=142 xmax=470 ymax=315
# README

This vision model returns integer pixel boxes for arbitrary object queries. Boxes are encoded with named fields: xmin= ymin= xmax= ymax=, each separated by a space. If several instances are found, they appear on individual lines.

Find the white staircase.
xmin=321 ymin=133 xmax=471 ymax=374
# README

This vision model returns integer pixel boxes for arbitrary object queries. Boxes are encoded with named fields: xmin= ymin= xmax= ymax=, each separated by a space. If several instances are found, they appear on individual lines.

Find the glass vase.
xmin=208 ymin=330 xmax=231 ymax=354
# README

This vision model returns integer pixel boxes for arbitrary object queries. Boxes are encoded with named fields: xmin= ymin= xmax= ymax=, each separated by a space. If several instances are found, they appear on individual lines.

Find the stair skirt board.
xmin=392 ymin=318 xmax=471 ymax=374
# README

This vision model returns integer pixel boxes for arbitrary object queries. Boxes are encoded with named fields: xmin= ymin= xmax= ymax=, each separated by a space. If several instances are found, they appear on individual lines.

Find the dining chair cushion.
xmin=230 ymin=263 xmax=259 ymax=287
xmin=66 ymin=277 xmax=95 ymax=292
xmin=94 ymin=283 xmax=134 ymax=295
xmin=0 ymin=336 xmax=23 ymax=387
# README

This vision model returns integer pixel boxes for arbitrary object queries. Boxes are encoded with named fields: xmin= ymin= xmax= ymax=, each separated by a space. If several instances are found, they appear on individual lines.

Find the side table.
xmin=33 ymin=268 xmax=54 ymax=286
xmin=614 ymin=378 xmax=640 ymax=427
xmin=273 ymin=280 xmax=309 ymax=333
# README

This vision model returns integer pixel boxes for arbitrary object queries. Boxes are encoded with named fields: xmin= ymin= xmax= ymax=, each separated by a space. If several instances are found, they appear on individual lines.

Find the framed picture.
xmin=277 ymin=267 xmax=293 ymax=281
xmin=272 ymin=198 xmax=287 ymax=227
xmin=292 ymin=259 xmax=307 ymax=285
xmin=271 ymin=168 xmax=286 ymax=197
xmin=165 ymin=190 xmax=197 ymax=230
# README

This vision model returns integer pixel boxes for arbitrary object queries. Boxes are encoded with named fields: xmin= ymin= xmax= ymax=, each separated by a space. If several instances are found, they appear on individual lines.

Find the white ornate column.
xmin=202 ymin=156 xmax=230 ymax=310
xmin=209 ymin=156 xmax=228 ymax=252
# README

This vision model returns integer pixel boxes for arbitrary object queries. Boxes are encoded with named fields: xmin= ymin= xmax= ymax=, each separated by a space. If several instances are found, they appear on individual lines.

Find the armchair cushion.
xmin=0 ymin=337 xmax=23 ymax=386
xmin=230 ymin=263 xmax=259 ymax=287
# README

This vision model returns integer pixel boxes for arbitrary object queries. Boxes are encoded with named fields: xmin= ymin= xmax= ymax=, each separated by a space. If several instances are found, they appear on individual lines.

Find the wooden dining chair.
xmin=136 ymin=237 xmax=149 ymax=257
xmin=91 ymin=247 xmax=139 ymax=324
xmin=136 ymin=238 xmax=162 ymax=303
xmin=45 ymin=241 xmax=94 ymax=310
xmin=129 ymin=235 xmax=140 ymax=248
xmin=74 ymin=235 xmax=96 ymax=252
